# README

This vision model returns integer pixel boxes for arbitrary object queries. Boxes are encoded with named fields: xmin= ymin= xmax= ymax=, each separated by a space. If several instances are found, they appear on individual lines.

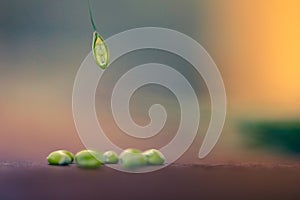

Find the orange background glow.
xmin=208 ymin=0 xmax=300 ymax=114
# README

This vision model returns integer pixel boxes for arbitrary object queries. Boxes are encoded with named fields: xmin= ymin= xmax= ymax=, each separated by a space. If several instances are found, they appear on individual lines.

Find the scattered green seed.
xmin=60 ymin=150 xmax=74 ymax=163
xmin=47 ymin=150 xmax=72 ymax=166
xmin=103 ymin=151 xmax=119 ymax=164
xmin=142 ymin=149 xmax=165 ymax=165
xmin=120 ymin=148 xmax=142 ymax=155
xmin=119 ymin=148 xmax=147 ymax=169
xmin=75 ymin=150 xmax=105 ymax=169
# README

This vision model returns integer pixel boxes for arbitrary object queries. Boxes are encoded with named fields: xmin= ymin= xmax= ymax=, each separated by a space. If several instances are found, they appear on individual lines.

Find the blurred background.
xmin=0 ymin=0 xmax=300 ymax=164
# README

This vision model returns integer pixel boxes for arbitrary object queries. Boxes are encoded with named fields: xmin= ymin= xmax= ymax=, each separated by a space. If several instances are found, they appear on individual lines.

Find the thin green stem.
xmin=88 ymin=0 xmax=97 ymax=31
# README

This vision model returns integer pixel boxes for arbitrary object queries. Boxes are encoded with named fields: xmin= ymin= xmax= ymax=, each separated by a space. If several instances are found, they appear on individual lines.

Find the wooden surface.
xmin=1 ymin=162 xmax=300 ymax=200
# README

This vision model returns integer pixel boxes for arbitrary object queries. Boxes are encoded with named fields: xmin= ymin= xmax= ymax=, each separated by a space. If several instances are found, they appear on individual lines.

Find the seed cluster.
xmin=46 ymin=148 xmax=165 ymax=169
